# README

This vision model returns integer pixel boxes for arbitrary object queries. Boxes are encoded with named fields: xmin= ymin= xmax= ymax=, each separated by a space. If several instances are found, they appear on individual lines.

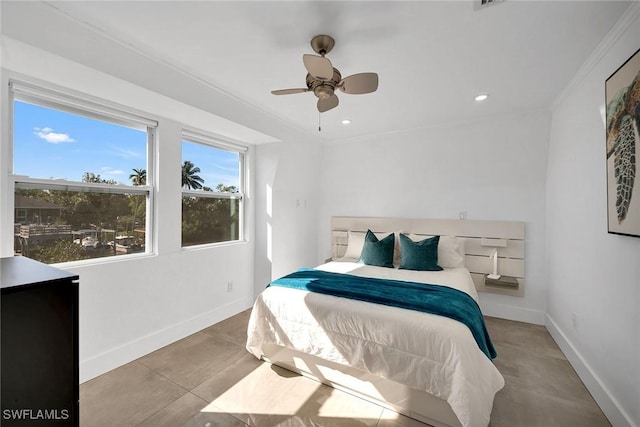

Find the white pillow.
xmin=342 ymin=230 xmax=395 ymax=260
xmin=407 ymin=234 xmax=465 ymax=268
xmin=438 ymin=236 xmax=466 ymax=268
xmin=343 ymin=231 xmax=367 ymax=259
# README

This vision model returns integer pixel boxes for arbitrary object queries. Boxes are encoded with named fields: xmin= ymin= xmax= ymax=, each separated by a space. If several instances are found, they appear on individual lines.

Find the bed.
xmin=247 ymin=217 xmax=523 ymax=427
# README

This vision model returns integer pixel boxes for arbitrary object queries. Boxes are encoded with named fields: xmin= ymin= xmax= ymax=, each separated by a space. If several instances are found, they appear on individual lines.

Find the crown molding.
xmin=551 ymin=2 xmax=640 ymax=111
xmin=40 ymin=1 xmax=320 ymax=144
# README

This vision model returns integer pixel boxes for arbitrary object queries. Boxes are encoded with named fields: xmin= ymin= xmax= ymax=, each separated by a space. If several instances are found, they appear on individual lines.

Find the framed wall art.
xmin=605 ymin=48 xmax=640 ymax=237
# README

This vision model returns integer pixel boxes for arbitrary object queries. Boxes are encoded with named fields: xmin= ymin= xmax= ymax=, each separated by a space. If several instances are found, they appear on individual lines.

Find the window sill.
xmin=49 ymin=251 xmax=157 ymax=270
xmin=181 ymin=239 xmax=248 ymax=252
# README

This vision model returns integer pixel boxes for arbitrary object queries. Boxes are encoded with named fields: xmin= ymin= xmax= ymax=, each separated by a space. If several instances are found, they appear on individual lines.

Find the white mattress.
xmin=246 ymin=262 xmax=504 ymax=427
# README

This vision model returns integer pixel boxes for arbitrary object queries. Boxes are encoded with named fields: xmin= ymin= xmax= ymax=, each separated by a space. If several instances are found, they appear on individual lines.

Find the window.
xmin=181 ymin=132 xmax=246 ymax=247
xmin=10 ymin=81 xmax=156 ymax=264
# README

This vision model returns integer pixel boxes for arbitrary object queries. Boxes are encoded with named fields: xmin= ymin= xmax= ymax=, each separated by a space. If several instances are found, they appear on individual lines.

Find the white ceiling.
xmin=1 ymin=1 xmax=631 ymax=142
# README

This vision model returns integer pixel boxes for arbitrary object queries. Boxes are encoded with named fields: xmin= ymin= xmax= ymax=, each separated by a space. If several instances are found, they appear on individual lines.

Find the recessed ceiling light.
xmin=341 ymin=119 xmax=352 ymax=125
xmin=475 ymin=94 xmax=489 ymax=102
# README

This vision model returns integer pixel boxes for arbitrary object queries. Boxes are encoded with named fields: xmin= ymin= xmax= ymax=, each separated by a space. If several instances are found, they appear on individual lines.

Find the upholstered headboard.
xmin=330 ymin=216 xmax=525 ymax=297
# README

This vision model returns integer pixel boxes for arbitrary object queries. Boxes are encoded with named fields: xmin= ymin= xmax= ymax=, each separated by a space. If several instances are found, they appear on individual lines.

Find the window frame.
xmin=181 ymin=129 xmax=247 ymax=247
xmin=9 ymin=79 xmax=158 ymax=264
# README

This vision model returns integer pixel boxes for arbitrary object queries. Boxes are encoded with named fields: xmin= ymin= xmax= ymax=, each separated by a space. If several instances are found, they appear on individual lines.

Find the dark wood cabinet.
xmin=1 ymin=257 xmax=79 ymax=427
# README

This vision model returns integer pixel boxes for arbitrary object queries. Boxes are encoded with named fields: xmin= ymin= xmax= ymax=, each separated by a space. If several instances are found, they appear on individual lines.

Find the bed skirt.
xmin=260 ymin=343 xmax=462 ymax=427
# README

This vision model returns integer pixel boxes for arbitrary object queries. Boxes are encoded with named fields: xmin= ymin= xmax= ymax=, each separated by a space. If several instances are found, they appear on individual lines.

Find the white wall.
xmin=0 ymin=38 xmax=259 ymax=382
xmin=546 ymin=5 xmax=640 ymax=427
xmin=253 ymin=140 xmax=322 ymax=296
xmin=319 ymin=110 xmax=551 ymax=324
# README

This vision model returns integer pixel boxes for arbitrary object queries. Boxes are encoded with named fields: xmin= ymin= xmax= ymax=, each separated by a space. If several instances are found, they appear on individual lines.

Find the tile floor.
xmin=80 ymin=311 xmax=611 ymax=427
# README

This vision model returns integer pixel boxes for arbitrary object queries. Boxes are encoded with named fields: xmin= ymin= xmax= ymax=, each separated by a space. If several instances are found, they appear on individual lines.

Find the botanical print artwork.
xmin=606 ymin=48 xmax=640 ymax=237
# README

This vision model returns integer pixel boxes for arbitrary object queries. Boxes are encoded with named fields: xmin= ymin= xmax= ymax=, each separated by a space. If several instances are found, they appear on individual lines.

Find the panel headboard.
xmin=330 ymin=216 xmax=525 ymax=297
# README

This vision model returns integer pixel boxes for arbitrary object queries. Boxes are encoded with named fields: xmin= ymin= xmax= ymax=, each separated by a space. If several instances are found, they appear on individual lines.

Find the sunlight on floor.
xmin=197 ymin=361 xmax=401 ymax=425
xmin=289 ymin=356 xmax=393 ymax=406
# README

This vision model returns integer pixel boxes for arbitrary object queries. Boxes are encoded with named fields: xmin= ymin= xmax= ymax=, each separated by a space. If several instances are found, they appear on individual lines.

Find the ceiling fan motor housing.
xmin=306 ymin=68 xmax=342 ymax=99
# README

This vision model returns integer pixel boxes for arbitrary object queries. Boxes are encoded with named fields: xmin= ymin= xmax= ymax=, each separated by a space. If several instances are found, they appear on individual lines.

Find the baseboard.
xmin=545 ymin=314 xmax=636 ymax=427
xmin=79 ymin=297 xmax=254 ymax=383
xmin=478 ymin=300 xmax=545 ymax=325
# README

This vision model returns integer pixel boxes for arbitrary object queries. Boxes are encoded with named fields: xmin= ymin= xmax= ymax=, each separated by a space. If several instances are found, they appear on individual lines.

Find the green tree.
xmin=77 ymin=173 xmax=128 ymax=230
xmin=181 ymin=181 xmax=239 ymax=246
xmin=129 ymin=168 xmax=147 ymax=186
xmin=30 ymin=239 xmax=92 ymax=264
xmin=128 ymin=168 xmax=147 ymax=233
xmin=215 ymin=183 xmax=238 ymax=193
xmin=182 ymin=160 xmax=205 ymax=190
xmin=82 ymin=172 xmax=117 ymax=185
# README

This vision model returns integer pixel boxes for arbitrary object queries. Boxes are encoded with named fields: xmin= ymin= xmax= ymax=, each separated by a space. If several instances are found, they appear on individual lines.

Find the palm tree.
xmin=182 ymin=160 xmax=205 ymax=190
xmin=128 ymin=168 xmax=147 ymax=237
xmin=129 ymin=168 xmax=146 ymax=186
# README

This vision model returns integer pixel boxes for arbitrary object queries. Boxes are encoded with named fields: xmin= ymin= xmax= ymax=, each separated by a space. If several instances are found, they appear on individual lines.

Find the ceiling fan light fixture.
xmin=475 ymin=93 xmax=489 ymax=102
xmin=314 ymin=85 xmax=334 ymax=100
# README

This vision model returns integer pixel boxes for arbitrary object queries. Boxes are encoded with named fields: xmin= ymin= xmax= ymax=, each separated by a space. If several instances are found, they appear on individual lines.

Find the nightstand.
xmin=484 ymin=275 xmax=519 ymax=289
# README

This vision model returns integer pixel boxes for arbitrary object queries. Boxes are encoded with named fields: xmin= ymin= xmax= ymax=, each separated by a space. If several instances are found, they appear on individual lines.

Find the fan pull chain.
xmin=318 ymin=111 xmax=322 ymax=132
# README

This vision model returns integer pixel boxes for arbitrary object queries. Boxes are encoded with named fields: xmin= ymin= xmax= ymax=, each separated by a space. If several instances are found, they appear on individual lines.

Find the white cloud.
xmin=33 ymin=127 xmax=75 ymax=144
xmin=110 ymin=146 xmax=143 ymax=160
xmin=100 ymin=166 xmax=124 ymax=175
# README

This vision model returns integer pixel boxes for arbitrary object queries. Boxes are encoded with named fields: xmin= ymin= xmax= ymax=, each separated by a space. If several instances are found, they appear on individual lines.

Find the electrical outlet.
xmin=227 ymin=281 xmax=233 ymax=292
xmin=572 ymin=313 xmax=578 ymax=331
xmin=459 ymin=211 xmax=467 ymax=220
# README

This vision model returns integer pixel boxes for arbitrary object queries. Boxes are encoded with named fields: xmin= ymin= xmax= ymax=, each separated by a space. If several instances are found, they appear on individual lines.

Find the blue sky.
xmin=182 ymin=140 xmax=240 ymax=190
xmin=13 ymin=100 xmax=240 ymax=188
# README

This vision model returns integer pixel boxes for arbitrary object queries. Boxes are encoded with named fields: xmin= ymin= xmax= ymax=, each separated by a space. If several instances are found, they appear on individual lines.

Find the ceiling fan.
xmin=271 ymin=35 xmax=379 ymax=113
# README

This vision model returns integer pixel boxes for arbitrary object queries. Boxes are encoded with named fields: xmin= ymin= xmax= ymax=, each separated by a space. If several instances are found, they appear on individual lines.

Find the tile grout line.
xmin=132 ymin=360 xmax=194 ymax=427
xmin=130 ymin=327 xmax=250 ymax=426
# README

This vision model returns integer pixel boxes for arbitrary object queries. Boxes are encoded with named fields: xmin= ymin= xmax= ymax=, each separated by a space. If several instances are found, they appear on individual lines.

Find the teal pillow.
xmin=360 ymin=230 xmax=395 ymax=268
xmin=399 ymin=234 xmax=443 ymax=271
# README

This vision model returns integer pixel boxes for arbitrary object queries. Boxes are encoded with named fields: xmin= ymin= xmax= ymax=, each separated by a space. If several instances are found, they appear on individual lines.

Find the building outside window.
xmin=181 ymin=132 xmax=246 ymax=247
xmin=10 ymin=81 xmax=156 ymax=264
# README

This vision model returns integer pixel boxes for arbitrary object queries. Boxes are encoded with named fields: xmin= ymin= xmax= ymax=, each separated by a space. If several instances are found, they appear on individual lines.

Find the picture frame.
xmin=605 ymin=48 xmax=640 ymax=238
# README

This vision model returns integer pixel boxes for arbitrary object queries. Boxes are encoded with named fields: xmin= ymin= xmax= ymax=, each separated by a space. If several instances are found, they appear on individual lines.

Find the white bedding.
xmin=246 ymin=261 xmax=504 ymax=427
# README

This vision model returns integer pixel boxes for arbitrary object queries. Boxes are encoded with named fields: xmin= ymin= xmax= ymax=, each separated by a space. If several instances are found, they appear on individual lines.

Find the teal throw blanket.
xmin=269 ymin=268 xmax=497 ymax=360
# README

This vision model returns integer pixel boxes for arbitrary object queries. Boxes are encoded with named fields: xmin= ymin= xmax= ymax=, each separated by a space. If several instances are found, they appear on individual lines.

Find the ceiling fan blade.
xmin=339 ymin=73 xmax=379 ymax=94
xmin=317 ymin=94 xmax=339 ymax=113
xmin=271 ymin=88 xmax=309 ymax=95
xmin=303 ymin=54 xmax=334 ymax=80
